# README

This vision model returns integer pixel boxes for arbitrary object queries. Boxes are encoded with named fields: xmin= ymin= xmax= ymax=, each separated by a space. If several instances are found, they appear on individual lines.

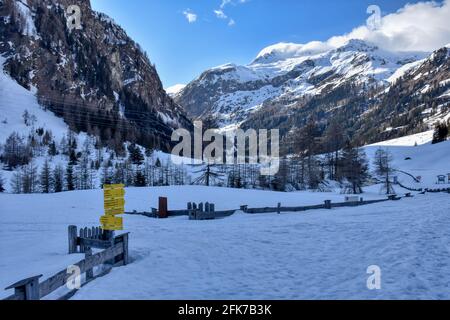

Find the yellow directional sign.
xmin=103 ymin=184 xmax=125 ymax=190
xmin=104 ymin=188 xmax=125 ymax=198
xmin=102 ymin=184 xmax=125 ymax=230
xmin=104 ymin=198 xmax=125 ymax=209
xmin=104 ymin=206 xmax=125 ymax=216
xmin=100 ymin=215 xmax=123 ymax=231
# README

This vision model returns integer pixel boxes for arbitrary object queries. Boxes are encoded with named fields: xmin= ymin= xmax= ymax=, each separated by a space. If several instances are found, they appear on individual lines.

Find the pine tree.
xmin=11 ymin=170 xmax=22 ymax=194
xmin=69 ymin=149 xmax=78 ymax=165
xmin=21 ymin=162 xmax=39 ymax=194
xmin=373 ymin=148 xmax=395 ymax=195
xmin=294 ymin=118 xmax=322 ymax=189
xmin=324 ymin=119 xmax=345 ymax=180
xmin=134 ymin=170 xmax=147 ymax=187
xmin=272 ymin=156 xmax=289 ymax=191
xmin=40 ymin=159 xmax=52 ymax=193
xmin=340 ymin=143 xmax=368 ymax=194
xmin=3 ymin=132 xmax=31 ymax=169
xmin=48 ymin=141 xmax=58 ymax=156
xmin=192 ymin=164 xmax=223 ymax=186
xmin=128 ymin=143 xmax=144 ymax=166
xmin=65 ymin=164 xmax=76 ymax=191
xmin=432 ymin=122 xmax=448 ymax=144
xmin=53 ymin=165 xmax=64 ymax=193
xmin=101 ymin=160 xmax=114 ymax=186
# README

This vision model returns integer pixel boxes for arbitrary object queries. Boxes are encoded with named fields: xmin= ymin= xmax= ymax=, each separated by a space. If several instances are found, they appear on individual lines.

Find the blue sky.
xmin=90 ymin=0 xmax=444 ymax=88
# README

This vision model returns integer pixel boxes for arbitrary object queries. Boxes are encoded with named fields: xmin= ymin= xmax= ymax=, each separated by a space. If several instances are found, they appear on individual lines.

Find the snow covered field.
xmin=1 ymin=186 xmax=450 ymax=300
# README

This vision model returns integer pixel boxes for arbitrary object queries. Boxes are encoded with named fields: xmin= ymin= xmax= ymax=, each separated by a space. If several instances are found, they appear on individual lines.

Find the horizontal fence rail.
xmin=3 ymin=229 xmax=129 ymax=301
xmin=125 ymin=194 xmax=410 ymax=219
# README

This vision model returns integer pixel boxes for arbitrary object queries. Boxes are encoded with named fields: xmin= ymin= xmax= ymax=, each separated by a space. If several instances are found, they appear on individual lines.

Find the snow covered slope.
xmin=365 ymin=137 xmax=450 ymax=188
xmin=165 ymin=84 xmax=186 ymax=98
xmin=0 ymin=56 xmax=69 ymax=142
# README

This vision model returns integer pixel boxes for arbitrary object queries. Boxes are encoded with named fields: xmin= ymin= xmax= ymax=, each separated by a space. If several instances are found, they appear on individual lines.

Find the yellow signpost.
xmin=104 ymin=198 xmax=125 ymax=208
xmin=104 ymin=188 xmax=125 ymax=198
xmin=104 ymin=206 xmax=125 ymax=216
xmin=100 ymin=215 xmax=123 ymax=231
xmin=101 ymin=184 xmax=125 ymax=231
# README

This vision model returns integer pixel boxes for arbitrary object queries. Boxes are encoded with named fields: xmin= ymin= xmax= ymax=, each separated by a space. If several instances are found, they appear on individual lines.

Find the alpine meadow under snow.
xmin=1 ymin=0 xmax=450 ymax=301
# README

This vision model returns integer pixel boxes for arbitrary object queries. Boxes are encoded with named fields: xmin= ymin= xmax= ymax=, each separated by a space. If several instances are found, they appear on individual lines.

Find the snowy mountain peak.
xmin=252 ymin=41 xmax=334 ymax=64
xmin=176 ymin=37 xmax=433 ymax=127
xmin=211 ymin=63 xmax=238 ymax=71
xmin=334 ymin=39 xmax=380 ymax=54
xmin=165 ymin=84 xmax=186 ymax=97
xmin=254 ymin=42 xmax=305 ymax=63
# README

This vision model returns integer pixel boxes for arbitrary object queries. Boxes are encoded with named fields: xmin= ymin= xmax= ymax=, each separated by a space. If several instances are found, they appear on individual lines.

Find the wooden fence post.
xmin=277 ymin=203 xmax=281 ymax=214
xmin=79 ymin=228 xmax=85 ymax=253
xmin=122 ymin=233 xmax=129 ymax=265
xmin=85 ymin=248 xmax=94 ymax=280
xmin=159 ymin=197 xmax=168 ymax=218
xmin=192 ymin=203 xmax=197 ymax=220
xmin=5 ymin=275 xmax=42 ymax=300
xmin=68 ymin=225 xmax=78 ymax=254
xmin=324 ymin=200 xmax=332 ymax=209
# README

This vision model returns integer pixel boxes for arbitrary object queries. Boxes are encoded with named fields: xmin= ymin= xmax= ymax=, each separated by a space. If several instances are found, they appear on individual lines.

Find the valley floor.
xmin=1 ymin=186 xmax=450 ymax=299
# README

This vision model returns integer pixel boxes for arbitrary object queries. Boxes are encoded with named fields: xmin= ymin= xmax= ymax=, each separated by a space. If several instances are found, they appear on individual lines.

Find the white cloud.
xmin=328 ymin=0 xmax=450 ymax=52
xmin=256 ymin=1 xmax=450 ymax=61
xmin=183 ymin=9 xmax=197 ymax=23
xmin=214 ymin=9 xmax=227 ymax=19
xmin=215 ymin=0 xmax=249 ymax=26
xmin=220 ymin=0 xmax=232 ymax=9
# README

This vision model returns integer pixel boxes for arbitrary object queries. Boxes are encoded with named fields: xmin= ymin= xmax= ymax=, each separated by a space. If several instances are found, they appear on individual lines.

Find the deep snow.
xmin=1 ymin=186 xmax=450 ymax=300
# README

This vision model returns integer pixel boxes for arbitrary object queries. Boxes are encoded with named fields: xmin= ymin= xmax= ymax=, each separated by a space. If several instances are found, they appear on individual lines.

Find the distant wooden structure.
xmin=437 ymin=175 xmax=446 ymax=184
xmin=158 ymin=197 xmax=168 ymax=219
xmin=188 ymin=202 xmax=216 ymax=220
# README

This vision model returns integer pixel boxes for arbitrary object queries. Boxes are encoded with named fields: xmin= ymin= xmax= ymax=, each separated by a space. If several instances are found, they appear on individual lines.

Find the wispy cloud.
xmin=214 ymin=9 xmax=228 ymax=19
xmin=183 ymin=9 xmax=197 ymax=23
xmin=220 ymin=0 xmax=248 ymax=9
xmin=215 ymin=0 xmax=249 ymax=27
xmin=220 ymin=0 xmax=232 ymax=9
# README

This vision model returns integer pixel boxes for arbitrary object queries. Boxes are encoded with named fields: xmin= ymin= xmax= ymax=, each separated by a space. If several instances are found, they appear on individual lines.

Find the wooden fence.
xmin=126 ymin=195 xmax=405 ymax=219
xmin=425 ymin=187 xmax=450 ymax=193
xmin=3 ymin=226 xmax=129 ymax=300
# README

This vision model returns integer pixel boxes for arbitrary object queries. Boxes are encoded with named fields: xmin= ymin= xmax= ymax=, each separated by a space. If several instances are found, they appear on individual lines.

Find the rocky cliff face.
xmin=0 ymin=0 xmax=192 ymax=152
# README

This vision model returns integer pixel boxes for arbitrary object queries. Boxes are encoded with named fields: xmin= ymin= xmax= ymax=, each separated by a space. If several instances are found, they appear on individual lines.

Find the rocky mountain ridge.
xmin=0 ymin=0 xmax=192 ymax=152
